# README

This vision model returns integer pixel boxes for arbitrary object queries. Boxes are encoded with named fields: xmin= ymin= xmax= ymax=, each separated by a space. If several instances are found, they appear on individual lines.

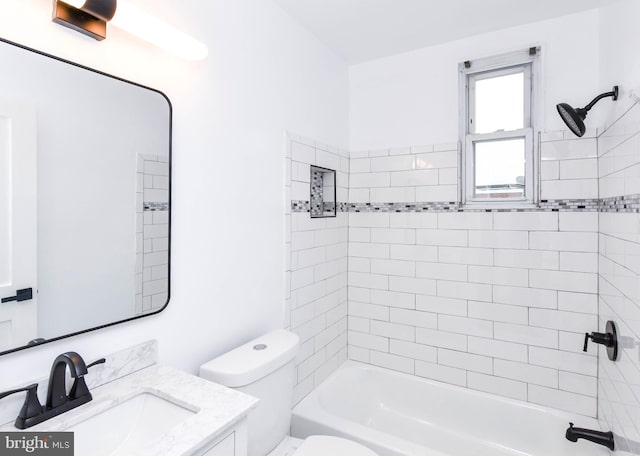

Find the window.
xmin=460 ymin=48 xmax=540 ymax=205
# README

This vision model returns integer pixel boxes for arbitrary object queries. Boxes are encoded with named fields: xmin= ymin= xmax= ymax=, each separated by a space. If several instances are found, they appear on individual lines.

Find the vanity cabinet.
xmin=0 ymin=361 xmax=257 ymax=456
xmin=202 ymin=433 xmax=234 ymax=456
xmin=195 ymin=419 xmax=248 ymax=456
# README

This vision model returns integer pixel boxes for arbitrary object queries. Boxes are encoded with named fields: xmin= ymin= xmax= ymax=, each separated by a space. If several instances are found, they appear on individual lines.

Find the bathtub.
xmin=291 ymin=361 xmax=609 ymax=456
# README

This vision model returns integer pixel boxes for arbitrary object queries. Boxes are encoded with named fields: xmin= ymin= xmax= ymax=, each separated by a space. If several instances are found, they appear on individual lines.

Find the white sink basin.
xmin=67 ymin=393 xmax=195 ymax=456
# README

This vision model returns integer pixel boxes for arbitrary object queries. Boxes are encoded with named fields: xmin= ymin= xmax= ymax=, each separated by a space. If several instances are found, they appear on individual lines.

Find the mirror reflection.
xmin=0 ymin=39 xmax=171 ymax=354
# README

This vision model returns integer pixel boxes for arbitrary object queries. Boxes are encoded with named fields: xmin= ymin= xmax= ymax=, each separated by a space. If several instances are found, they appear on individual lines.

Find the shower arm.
xmin=583 ymin=86 xmax=619 ymax=112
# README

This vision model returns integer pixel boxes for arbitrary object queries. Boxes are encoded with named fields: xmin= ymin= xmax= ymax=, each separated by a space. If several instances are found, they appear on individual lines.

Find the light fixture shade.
xmin=111 ymin=2 xmax=208 ymax=61
xmin=54 ymin=0 xmax=208 ymax=60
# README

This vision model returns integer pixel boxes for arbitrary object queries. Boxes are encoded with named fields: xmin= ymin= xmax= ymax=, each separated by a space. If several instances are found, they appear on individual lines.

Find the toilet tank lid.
xmin=199 ymin=329 xmax=300 ymax=387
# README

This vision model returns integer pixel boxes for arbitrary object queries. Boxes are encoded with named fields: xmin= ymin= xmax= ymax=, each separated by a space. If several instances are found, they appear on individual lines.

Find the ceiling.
xmin=274 ymin=0 xmax=618 ymax=64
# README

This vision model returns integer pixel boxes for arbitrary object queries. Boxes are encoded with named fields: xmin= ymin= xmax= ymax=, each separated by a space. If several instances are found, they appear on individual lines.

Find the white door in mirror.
xmin=0 ymin=99 xmax=37 ymax=351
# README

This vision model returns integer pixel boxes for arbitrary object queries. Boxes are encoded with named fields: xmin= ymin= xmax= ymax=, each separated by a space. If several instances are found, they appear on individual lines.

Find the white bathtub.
xmin=291 ymin=361 xmax=609 ymax=456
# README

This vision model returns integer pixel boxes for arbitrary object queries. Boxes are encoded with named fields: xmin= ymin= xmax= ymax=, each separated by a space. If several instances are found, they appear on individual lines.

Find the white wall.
xmin=598 ymin=0 xmax=640 ymax=127
xmin=349 ymin=10 xmax=600 ymax=150
xmin=0 ymin=0 xmax=348 ymax=390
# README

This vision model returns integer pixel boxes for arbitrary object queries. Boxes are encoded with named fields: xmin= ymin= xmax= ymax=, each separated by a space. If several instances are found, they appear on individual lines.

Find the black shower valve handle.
xmin=583 ymin=321 xmax=619 ymax=362
xmin=583 ymin=331 xmax=614 ymax=352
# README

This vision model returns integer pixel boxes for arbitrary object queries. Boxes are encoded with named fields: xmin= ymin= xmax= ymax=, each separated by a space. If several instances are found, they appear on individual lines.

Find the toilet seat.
xmin=294 ymin=436 xmax=378 ymax=456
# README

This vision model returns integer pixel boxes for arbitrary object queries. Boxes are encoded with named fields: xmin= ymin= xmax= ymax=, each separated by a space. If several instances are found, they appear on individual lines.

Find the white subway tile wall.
xmin=286 ymin=128 xmax=640 ymax=431
xmin=346 ymin=140 xmax=600 ymax=417
xmin=598 ymin=100 xmax=640 ymax=454
xmin=540 ymin=132 xmax=600 ymax=200
xmin=349 ymin=145 xmax=459 ymax=204
xmin=285 ymin=135 xmax=349 ymax=403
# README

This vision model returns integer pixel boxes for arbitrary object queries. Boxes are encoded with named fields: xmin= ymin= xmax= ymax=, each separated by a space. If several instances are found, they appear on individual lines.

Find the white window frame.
xmin=459 ymin=47 xmax=541 ymax=207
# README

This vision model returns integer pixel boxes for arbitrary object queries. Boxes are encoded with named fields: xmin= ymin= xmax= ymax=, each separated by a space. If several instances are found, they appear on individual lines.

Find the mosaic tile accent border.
xmin=348 ymin=202 xmax=459 ymax=213
xmin=348 ymin=199 xmax=600 ymax=213
xmin=292 ymin=200 xmax=311 ymax=212
xmin=144 ymin=202 xmax=169 ymax=212
xmin=600 ymin=194 xmax=640 ymax=213
xmin=291 ymin=199 xmax=601 ymax=213
xmin=292 ymin=201 xmax=348 ymax=213
xmin=539 ymin=199 xmax=600 ymax=212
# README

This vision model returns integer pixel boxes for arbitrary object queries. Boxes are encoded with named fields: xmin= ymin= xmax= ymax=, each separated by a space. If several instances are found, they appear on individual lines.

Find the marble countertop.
xmin=0 ymin=364 xmax=259 ymax=456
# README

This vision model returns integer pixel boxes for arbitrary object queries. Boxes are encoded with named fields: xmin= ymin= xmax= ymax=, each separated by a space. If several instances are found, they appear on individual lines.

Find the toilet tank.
xmin=199 ymin=330 xmax=299 ymax=456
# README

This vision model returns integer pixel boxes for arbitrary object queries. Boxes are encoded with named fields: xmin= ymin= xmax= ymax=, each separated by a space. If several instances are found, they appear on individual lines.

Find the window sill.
xmin=462 ymin=201 xmax=539 ymax=211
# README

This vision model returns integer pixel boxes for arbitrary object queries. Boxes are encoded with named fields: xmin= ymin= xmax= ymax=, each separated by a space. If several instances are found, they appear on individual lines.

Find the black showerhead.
xmin=557 ymin=103 xmax=587 ymax=137
xmin=557 ymin=86 xmax=619 ymax=137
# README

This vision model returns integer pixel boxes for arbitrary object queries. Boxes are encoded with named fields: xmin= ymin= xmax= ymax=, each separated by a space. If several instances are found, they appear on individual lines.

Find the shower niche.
xmin=310 ymin=165 xmax=337 ymax=218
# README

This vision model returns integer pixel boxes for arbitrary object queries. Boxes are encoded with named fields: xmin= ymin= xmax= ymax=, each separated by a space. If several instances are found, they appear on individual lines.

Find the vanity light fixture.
xmin=556 ymin=86 xmax=619 ymax=137
xmin=53 ymin=0 xmax=208 ymax=61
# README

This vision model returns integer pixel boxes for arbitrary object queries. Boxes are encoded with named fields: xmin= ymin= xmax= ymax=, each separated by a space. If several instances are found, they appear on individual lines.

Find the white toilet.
xmin=199 ymin=330 xmax=377 ymax=456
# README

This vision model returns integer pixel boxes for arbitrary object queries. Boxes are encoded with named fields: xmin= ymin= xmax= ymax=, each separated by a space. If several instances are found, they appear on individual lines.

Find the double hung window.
xmin=460 ymin=48 xmax=540 ymax=205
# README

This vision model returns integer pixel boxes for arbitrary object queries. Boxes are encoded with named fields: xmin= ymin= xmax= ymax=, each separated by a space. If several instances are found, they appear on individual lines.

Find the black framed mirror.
xmin=0 ymin=38 xmax=172 ymax=355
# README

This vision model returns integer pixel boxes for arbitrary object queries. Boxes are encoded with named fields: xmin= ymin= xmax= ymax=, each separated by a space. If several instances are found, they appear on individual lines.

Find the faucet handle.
xmin=0 ymin=384 xmax=43 ymax=427
xmin=86 ymin=358 xmax=106 ymax=369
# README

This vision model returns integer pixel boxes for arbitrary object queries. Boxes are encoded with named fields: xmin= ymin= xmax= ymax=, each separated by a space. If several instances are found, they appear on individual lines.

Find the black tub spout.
xmin=566 ymin=423 xmax=615 ymax=451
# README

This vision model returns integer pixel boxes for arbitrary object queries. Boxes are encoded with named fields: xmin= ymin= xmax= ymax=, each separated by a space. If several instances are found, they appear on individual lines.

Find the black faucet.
xmin=566 ymin=423 xmax=615 ymax=451
xmin=0 ymin=352 xmax=105 ymax=429
xmin=46 ymin=352 xmax=93 ymax=409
